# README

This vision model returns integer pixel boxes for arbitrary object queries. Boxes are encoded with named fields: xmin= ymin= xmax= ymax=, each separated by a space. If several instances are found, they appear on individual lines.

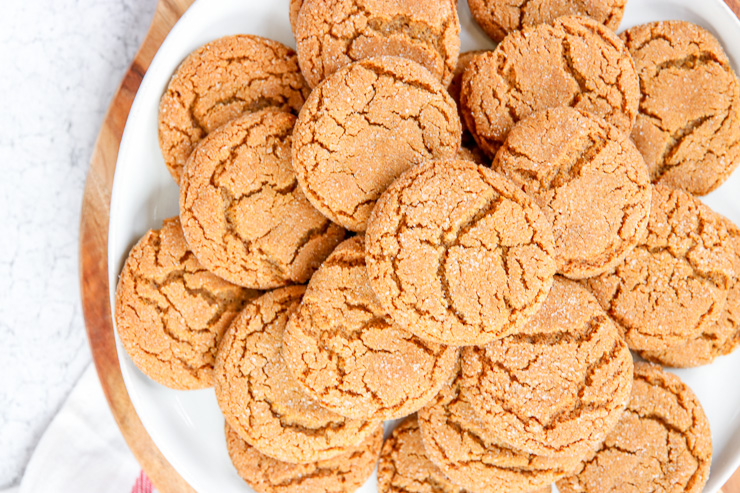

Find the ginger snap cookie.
xmin=225 ymin=420 xmax=383 ymax=493
xmin=179 ymin=109 xmax=345 ymax=290
xmin=283 ymin=236 xmax=459 ymax=421
xmin=114 ymin=217 xmax=258 ymax=390
xmin=214 ymin=286 xmax=379 ymax=464
xmin=556 ymin=362 xmax=712 ymax=493
xmin=158 ymin=35 xmax=310 ymax=184
xmin=584 ymin=184 xmax=735 ymax=352
xmin=622 ymin=21 xmax=740 ymax=195
xmin=494 ymin=107 xmax=652 ymax=279
xmin=289 ymin=0 xmax=303 ymax=32
xmin=461 ymin=15 xmax=639 ymax=157
xmin=294 ymin=0 xmax=460 ymax=88
xmin=292 ymin=56 xmax=461 ymax=232
xmin=365 ymin=159 xmax=556 ymax=346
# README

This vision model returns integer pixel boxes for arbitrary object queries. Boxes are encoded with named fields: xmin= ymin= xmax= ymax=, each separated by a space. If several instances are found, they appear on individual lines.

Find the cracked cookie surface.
xmin=460 ymin=15 xmax=639 ymax=157
xmin=114 ymin=217 xmax=258 ymax=390
xmin=365 ymin=159 xmax=556 ymax=346
xmin=623 ymin=21 xmax=740 ymax=195
xmin=214 ymin=286 xmax=380 ymax=464
xmin=158 ymin=35 xmax=310 ymax=184
xmin=179 ymin=109 xmax=345 ymax=290
xmin=556 ymin=362 xmax=712 ymax=493
xmin=283 ymin=236 xmax=459 ymax=421
xmin=494 ymin=107 xmax=651 ymax=279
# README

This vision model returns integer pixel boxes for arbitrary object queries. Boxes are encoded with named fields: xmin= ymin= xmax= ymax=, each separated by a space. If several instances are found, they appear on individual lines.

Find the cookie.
xmin=292 ymin=56 xmax=461 ymax=232
xmin=457 ymin=146 xmax=488 ymax=165
xmin=179 ymin=109 xmax=345 ymax=290
xmin=294 ymin=0 xmax=460 ymax=88
xmin=289 ymin=0 xmax=303 ymax=31
xmin=214 ymin=286 xmax=380 ymax=464
xmin=461 ymin=15 xmax=639 ymax=157
xmin=447 ymin=51 xmax=488 ymax=135
xmin=283 ymin=236 xmax=459 ymax=421
xmin=622 ymin=21 xmax=740 ymax=195
xmin=158 ymin=35 xmax=310 ymax=184
xmin=225 ymin=420 xmax=383 ymax=493
xmin=584 ymin=184 xmax=735 ymax=352
xmin=365 ymin=159 xmax=556 ymax=346
xmin=493 ymin=107 xmax=652 ymax=279
xmin=556 ymin=362 xmax=712 ymax=493
xmin=114 ymin=217 xmax=258 ymax=390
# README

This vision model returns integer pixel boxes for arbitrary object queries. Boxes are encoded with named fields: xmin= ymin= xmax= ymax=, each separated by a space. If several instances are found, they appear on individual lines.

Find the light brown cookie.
xmin=289 ymin=0 xmax=303 ymax=32
xmin=179 ymin=109 xmax=345 ymax=290
xmin=448 ymin=51 xmax=488 ymax=136
xmin=456 ymin=146 xmax=488 ymax=165
xmin=294 ymin=0 xmax=460 ymax=88
xmin=584 ymin=184 xmax=735 ymax=352
xmin=622 ymin=21 xmax=740 ymax=195
xmin=283 ymin=236 xmax=459 ymax=421
xmin=292 ymin=56 xmax=461 ymax=232
xmin=493 ymin=107 xmax=652 ymax=279
xmin=225 ymin=420 xmax=383 ymax=493
xmin=114 ymin=217 xmax=258 ymax=390
xmin=365 ymin=159 xmax=556 ymax=346
xmin=158 ymin=35 xmax=310 ymax=184
xmin=556 ymin=362 xmax=712 ymax=493
xmin=461 ymin=15 xmax=639 ymax=157
xmin=214 ymin=286 xmax=380 ymax=464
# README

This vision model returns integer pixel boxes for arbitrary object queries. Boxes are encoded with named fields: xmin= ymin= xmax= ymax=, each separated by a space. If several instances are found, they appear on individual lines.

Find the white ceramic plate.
xmin=108 ymin=0 xmax=740 ymax=491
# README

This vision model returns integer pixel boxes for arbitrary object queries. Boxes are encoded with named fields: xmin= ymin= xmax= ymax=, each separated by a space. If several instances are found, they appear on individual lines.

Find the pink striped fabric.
xmin=131 ymin=470 xmax=154 ymax=493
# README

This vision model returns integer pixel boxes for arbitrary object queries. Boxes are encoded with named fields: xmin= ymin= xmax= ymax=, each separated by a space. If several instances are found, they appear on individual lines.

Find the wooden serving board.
xmin=79 ymin=0 xmax=740 ymax=492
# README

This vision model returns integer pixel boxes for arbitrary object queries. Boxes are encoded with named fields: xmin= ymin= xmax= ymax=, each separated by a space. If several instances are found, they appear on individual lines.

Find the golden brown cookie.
xmin=289 ymin=0 xmax=303 ymax=32
xmin=461 ymin=15 xmax=639 ymax=157
xmin=292 ymin=56 xmax=461 ymax=232
xmin=295 ymin=0 xmax=460 ymax=88
xmin=493 ymin=107 xmax=652 ymax=279
xmin=456 ymin=146 xmax=488 ymax=165
xmin=448 ymin=51 xmax=488 ymax=135
xmin=158 ymin=35 xmax=310 ymax=184
xmin=584 ymin=184 xmax=735 ymax=352
xmin=365 ymin=159 xmax=556 ymax=346
xmin=114 ymin=217 xmax=258 ymax=390
xmin=283 ymin=237 xmax=459 ymax=421
xmin=225 ymin=420 xmax=383 ymax=493
xmin=214 ymin=286 xmax=380 ymax=464
xmin=622 ymin=21 xmax=740 ymax=195
xmin=461 ymin=277 xmax=633 ymax=458
xmin=179 ymin=109 xmax=345 ymax=290
xmin=556 ymin=362 xmax=712 ymax=493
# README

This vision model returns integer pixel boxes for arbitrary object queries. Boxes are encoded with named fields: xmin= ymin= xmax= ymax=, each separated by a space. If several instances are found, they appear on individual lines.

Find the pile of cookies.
xmin=115 ymin=0 xmax=740 ymax=491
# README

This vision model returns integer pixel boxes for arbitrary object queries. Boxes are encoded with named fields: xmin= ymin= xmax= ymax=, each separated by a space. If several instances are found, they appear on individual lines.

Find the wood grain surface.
xmin=79 ymin=0 xmax=740 ymax=492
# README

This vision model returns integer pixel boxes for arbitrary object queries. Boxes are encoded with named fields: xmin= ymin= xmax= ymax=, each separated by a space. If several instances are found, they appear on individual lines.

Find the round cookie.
xmin=493 ymin=107 xmax=652 ymax=279
xmin=556 ymin=362 xmax=712 ymax=493
xmin=365 ymin=159 xmax=556 ymax=346
xmin=295 ymin=0 xmax=460 ymax=88
xmin=180 ymin=109 xmax=345 ymax=290
xmin=461 ymin=15 xmax=639 ymax=157
xmin=214 ymin=286 xmax=379 ymax=464
xmin=622 ymin=21 xmax=740 ymax=195
xmin=584 ymin=184 xmax=735 ymax=352
xmin=461 ymin=277 xmax=633 ymax=459
xmin=292 ymin=56 xmax=461 ymax=232
xmin=447 ymin=50 xmax=489 ymax=139
xmin=225 ymin=420 xmax=383 ymax=493
xmin=283 ymin=236 xmax=459 ymax=421
xmin=158 ymin=35 xmax=310 ymax=184
xmin=289 ymin=0 xmax=303 ymax=31
xmin=114 ymin=217 xmax=258 ymax=390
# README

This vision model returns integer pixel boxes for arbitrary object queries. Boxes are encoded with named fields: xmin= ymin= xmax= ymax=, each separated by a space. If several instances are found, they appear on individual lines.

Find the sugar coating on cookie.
xmin=365 ymin=159 xmax=556 ymax=346
xmin=225 ymin=420 xmax=383 ymax=493
xmin=292 ymin=56 xmax=461 ymax=232
xmin=179 ymin=109 xmax=345 ymax=290
xmin=494 ymin=107 xmax=652 ymax=279
xmin=556 ymin=362 xmax=712 ymax=493
xmin=622 ymin=21 xmax=740 ymax=195
xmin=461 ymin=15 xmax=639 ymax=157
xmin=283 ymin=236 xmax=459 ymax=421
xmin=214 ymin=286 xmax=379 ymax=464
xmin=114 ymin=217 xmax=258 ymax=390
xmin=158 ymin=35 xmax=310 ymax=184
xmin=295 ymin=0 xmax=460 ymax=88
xmin=584 ymin=185 xmax=735 ymax=352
